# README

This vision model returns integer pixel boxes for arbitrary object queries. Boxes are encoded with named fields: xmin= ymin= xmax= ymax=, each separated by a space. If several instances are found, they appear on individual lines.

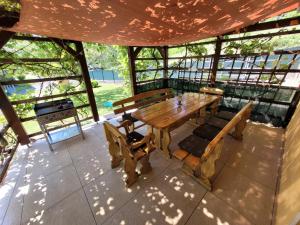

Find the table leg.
xmin=154 ymin=128 xmax=161 ymax=150
xmin=39 ymin=124 xmax=53 ymax=151
xmin=199 ymin=107 xmax=206 ymax=125
xmin=147 ymin=125 xmax=153 ymax=135
xmin=74 ymin=113 xmax=85 ymax=140
xmin=161 ymin=128 xmax=171 ymax=158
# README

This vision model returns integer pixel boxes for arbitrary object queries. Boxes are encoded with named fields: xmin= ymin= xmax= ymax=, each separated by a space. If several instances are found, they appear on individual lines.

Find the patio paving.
xmin=0 ymin=119 xmax=284 ymax=225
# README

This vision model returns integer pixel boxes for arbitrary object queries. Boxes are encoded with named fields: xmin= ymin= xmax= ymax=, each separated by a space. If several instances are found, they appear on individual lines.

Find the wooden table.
xmin=132 ymin=93 xmax=220 ymax=158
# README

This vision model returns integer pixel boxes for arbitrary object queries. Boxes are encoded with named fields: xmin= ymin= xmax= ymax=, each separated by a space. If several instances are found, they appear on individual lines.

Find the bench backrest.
xmin=201 ymin=101 xmax=253 ymax=160
xmin=113 ymin=88 xmax=173 ymax=115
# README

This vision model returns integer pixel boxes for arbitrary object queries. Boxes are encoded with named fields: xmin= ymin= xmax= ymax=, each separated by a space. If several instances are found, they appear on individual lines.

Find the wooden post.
xmin=0 ymin=86 xmax=30 ymax=144
xmin=128 ymin=46 xmax=138 ymax=95
xmin=162 ymin=46 xmax=169 ymax=88
xmin=74 ymin=42 xmax=99 ymax=122
xmin=211 ymin=37 xmax=222 ymax=86
xmin=0 ymin=30 xmax=29 ymax=144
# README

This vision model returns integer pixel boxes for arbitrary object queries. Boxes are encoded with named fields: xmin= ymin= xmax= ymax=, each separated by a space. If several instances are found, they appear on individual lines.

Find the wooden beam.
xmin=53 ymin=39 xmax=77 ymax=58
xmin=128 ymin=46 xmax=138 ymax=95
xmin=0 ymin=9 xmax=19 ymax=28
xmin=0 ymin=30 xmax=15 ymax=49
xmin=211 ymin=37 xmax=222 ymax=86
xmin=223 ymin=29 xmax=300 ymax=42
xmin=10 ymin=90 xmax=86 ymax=105
xmin=0 ymin=58 xmax=62 ymax=64
xmin=0 ymin=86 xmax=29 ymax=144
xmin=74 ymin=41 xmax=99 ymax=122
xmin=0 ymin=75 xmax=82 ymax=85
xmin=226 ymin=16 xmax=300 ymax=35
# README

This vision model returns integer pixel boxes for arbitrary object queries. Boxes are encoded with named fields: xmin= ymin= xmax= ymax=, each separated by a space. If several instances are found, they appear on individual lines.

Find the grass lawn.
xmin=93 ymin=81 xmax=131 ymax=116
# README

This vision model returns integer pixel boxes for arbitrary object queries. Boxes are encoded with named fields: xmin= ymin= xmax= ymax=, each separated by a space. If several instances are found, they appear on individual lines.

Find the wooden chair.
xmin=103 ymin=120 xmax=156 ymax=187
xmin=174 ymin=101 xmax=253 ymax=191
xmin=199 ymin=87 xmax=224 ymax=117
xmin=113 ymin=88 xmax=173 ymax=130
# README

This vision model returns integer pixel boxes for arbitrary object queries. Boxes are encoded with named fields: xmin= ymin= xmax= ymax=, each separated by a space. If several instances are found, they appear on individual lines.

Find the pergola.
xmin=0 ymin=1 xmax=300 ymax=225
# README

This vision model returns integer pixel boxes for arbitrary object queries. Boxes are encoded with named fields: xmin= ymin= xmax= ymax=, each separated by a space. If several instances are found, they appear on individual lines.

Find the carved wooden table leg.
xmin=161 ymin=128 xmax=172 ymax=158
xmin=147 ymin=125 xmax=153 ymax=135
xmin=154 ymin=128 xmax=161 ymax=150
xmin=199 ymin=107 xmax=206 ymax=125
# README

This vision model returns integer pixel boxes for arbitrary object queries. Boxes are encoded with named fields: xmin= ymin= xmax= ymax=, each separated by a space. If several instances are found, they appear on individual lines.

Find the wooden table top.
xmin=132 ymin=93 xmax=220 ymax=129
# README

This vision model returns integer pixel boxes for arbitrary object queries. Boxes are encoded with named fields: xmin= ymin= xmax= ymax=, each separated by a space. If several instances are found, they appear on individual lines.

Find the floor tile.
xmin=213 ymin=166 xmax=274 ymax=225
xmin=103 ymin=179 xmax=203 ymax=225
xmin=186 ymin=192 xmax=253 ymax=225
xmin=21 ymin=165 xmax=82 ymax=223
xmin=73 ymin=149 xmax=111 ymax=186
xmin=227 ymin=149 xmax=279 ymax=190
xmin=84 ymin=169 xmax=142 ymax=225
xmin=23 ymin=189 xmax=96 ymax=225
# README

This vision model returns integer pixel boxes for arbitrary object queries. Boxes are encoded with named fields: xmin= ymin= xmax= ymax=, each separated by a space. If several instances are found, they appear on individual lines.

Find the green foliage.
xmin=187 ymin=45 xmax=207 ymax=56
xmin=83 ymin=43 xmax=130 ymax=87
xmin=0 ymin=0 xmax=20 ymax=12
xmin=223 ymin=38 xmax=273 ymax=55
xmin=91 ymin=80 xmax=100 ymax=88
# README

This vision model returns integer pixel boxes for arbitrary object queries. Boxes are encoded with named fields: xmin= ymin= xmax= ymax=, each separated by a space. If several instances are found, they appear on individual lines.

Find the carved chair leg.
xmin=124 ymin=156 xmax=138 ymax=187
xmin=210 ymin=101 xmax=219 ymax=116
xmin=140 ymin=154 xmax=152 ymax=174
xmin=108 ymin=143 xmax=123 ymax=168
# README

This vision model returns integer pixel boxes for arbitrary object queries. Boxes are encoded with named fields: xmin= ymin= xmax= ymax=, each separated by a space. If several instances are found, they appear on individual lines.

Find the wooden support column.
xmin=211 ymin=37 xmax=222 ymax=86
xmin=162 ymin=46 xmax=168 ymax=88
xmin=128 ymin=46 xmax=138 ymax=95
xmin=74 ymin=42 xmax=99 ymax=122
xmin=157 ymin=46 xmax=169 ymax=88
xmin=0 ymin=86 xmax=29 ymax=144
xmin=0 ymin=30 xmax=29 ymax=144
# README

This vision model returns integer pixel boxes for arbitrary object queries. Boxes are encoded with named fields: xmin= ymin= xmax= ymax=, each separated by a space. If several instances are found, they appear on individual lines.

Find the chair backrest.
xmin=201 ymin=101 xmax=253 ymax=160
xmin=103 ymin=121 xmax=128 ymax=152
xmin=200 ymin=87 xmax=224 ymax=96
xmin=113 ymin=88 xmax=173 ymax=115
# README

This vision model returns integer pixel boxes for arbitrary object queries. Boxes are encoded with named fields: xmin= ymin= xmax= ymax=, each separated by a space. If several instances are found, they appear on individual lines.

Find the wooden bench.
xmin=103 ymin=120 xmax=156 ymax=187
xmin=173 ymin=101 xmax=253 ymax=191
xmin=113 ymin=88 xmax=173 ymax=129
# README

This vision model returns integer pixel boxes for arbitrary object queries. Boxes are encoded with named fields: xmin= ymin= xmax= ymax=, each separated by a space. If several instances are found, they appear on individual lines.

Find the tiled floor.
xmin=0 ymin=120 xmax=284 ymax=225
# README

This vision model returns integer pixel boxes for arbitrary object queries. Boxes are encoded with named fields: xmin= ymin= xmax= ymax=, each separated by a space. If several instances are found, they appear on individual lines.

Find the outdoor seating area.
xmin=1 ymin=1 xmax=300 ymax=225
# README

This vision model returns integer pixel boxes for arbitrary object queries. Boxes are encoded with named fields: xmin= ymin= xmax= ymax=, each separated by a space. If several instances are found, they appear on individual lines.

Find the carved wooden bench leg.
xmin=140 ymin=154 xmax=152 ymax=174
xmin=194 ymin=140 xmax=223 ymax=191
xmin=124 ymin=156 xmax=138 ymax=187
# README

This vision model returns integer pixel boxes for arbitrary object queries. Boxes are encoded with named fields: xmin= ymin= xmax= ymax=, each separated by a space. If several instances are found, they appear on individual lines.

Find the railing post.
xmin=128 ymin=46 xmax=138 ymax=95
xmin=211 ymin=37 xmax=222 ymax=86
xmin=74 ymin=42 xmax=99 ymax=122
xmin=162 ymin=46 xmax=169 ymax=88
xmin=0 ymin=86 xmax=30 ymax=144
